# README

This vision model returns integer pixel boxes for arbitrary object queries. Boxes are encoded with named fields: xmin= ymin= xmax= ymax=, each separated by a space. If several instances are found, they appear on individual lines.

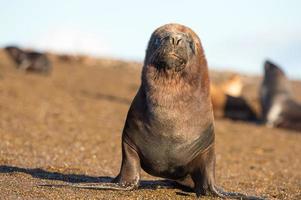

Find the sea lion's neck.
xmin=137 ymin=65 xmax=213 ymax=140
xmin=262 ymin=75 xmax=292 ymax=107
xmin=141 ymin=65 xmax=203 ymax=109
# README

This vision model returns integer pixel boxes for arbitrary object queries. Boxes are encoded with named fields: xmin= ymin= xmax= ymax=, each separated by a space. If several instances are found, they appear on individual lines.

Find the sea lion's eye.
xmin=154 ymin=38 xmax=161 ymax=47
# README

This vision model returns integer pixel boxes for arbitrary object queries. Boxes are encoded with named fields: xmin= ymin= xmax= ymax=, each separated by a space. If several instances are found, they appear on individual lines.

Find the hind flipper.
xmin=190 ymin=146 xmax=265 ymax=199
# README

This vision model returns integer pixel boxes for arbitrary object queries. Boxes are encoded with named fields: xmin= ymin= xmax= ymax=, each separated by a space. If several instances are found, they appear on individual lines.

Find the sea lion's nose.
xmin=169 ymin=34 xmax=183 ymax=46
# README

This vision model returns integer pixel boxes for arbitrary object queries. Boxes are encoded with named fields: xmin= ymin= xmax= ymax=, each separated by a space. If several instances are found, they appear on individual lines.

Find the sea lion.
xmin=211 ymin=78 xmax=257 ymax=121
xmin=260 ymin=60 xmax=301 ymax=131
xmin=46 ymin=24 xmax=264 ymax=199
xmin=4 ymin=46 xmax=52 ymax=74
xmin=221 ymin=74 xmax=243 ymax=97
xmin=223 ymin=95 xmax=258 ymax=121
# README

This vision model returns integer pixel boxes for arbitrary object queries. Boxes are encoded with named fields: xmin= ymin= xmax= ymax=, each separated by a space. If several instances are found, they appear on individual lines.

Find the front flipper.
xmin=112 ymin=139 xmax=141 ymax=189
xmin=40 ymin=140 xmax=141 ymax=191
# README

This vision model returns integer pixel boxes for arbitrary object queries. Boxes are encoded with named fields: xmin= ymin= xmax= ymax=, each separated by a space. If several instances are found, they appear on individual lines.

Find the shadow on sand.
xmin=0 ymin=165 xmax=193 ymax=192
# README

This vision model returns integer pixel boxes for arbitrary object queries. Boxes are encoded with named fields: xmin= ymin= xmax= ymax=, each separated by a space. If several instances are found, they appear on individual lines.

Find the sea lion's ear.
xmin=189 ymin=40 xmax=196 ymax=54
xmin=189 ymin=33 xmax=202 ymax=57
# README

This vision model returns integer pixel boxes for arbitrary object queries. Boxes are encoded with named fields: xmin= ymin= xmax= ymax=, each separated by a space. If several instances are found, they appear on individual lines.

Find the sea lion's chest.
xmin=124 ymin=107 xmax=214 ymax=179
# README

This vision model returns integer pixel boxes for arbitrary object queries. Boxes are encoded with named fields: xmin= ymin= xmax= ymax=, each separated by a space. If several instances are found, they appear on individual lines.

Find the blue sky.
xmin=1 ymin=0 xmax=300 ymax=79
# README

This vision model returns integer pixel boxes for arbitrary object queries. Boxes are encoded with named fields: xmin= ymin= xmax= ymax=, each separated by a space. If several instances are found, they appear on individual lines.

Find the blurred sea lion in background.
xmin=223 ymin=94 xmax=258 ymax=121
xmin=211 ymin=76 xmax=257 ymax=121
xmin=221 ymin=74 xmax=243 ymax=97
xmin=4 ymin=46 xmax=52 ymax=74
xmin=260 ymin=60 xmax=301 ymax=131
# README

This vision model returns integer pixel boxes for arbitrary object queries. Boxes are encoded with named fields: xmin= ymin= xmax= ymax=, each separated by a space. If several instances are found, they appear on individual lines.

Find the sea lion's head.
xmin=263 ymin=60 xmax=290 ymax=89
xmin=261 ymin=60 xmax=291 ymax=108
xmin=144 ymin=23 xmax=205 ymax=73
xmin=264 ymin=60 xmax=286 ymax=79
xmin=142 ymin=24 xmax=210 ymax=105
xmin=5 ymin=46 xmax=22 ymax=59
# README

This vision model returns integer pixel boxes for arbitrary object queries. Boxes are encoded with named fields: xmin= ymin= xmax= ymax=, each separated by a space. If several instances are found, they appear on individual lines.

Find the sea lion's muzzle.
xmin=153 ymin=33 xmax=189 ymax=71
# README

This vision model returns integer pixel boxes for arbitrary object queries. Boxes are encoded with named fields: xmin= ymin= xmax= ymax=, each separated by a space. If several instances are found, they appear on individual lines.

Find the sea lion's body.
xmin=122 ymin=82 xmax=214 ymax=183
xmin=223 ymin=95 xmax=257 ymax=121
xmin=47 ymin=24 xmax=264 ymax=199
xmin=114 ymin=24 xmax=262 ymax=199
xmin=116 ymin=24 xmax=217 ymax=193
xmin=260 ymin=61 xmax=301 ymax=131
xmin=5 ymin=46 xmax=51 ymax=74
